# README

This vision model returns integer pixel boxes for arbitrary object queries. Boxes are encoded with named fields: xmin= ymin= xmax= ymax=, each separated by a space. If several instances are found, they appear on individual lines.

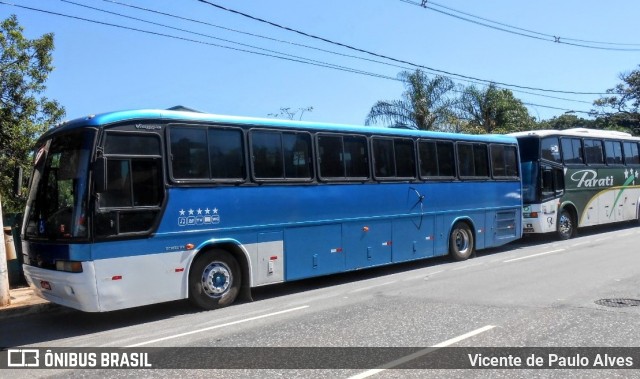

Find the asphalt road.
xmin=2 ymin=222 xmax=640 ymax=378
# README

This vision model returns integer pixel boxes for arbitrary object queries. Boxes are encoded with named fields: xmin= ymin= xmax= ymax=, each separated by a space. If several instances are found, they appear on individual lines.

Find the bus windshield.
xmin=24 ymin=129 xmax=96 ymax=240
xmin=521 ymin=160 xmax=539 ymax=204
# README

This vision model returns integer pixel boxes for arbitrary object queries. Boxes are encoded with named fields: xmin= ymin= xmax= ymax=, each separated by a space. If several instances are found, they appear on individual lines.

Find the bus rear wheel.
xmin=449 ymin=222 xmax=474 ymax=261
xmin=189 ymin=249 xmax=241 ymax=310
xmin=557 ymin=210 xmax=574 ymax=240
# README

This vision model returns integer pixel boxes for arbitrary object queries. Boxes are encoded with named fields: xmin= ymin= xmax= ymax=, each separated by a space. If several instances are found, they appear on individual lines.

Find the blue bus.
xmin=20 ymin=108 xmax=522 ymax=312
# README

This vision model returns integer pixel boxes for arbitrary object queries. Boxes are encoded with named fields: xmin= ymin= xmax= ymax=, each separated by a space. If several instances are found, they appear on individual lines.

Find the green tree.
xmin=365 ymin=69 xmax=456 ymax=130
xmin=536 ymin=113 xmax=595 ymax=130
xmin=457 ymin=83 xmax=535 ymax=134
xmin=592 ymin=65 xmax=640 ymax=132
xmin=0 ymin=15 xmax=64 ymax=213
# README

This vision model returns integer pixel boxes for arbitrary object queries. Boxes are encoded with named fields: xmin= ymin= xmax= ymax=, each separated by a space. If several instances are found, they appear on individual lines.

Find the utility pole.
xmin=0 ymin=195 xmax=9 ymax=306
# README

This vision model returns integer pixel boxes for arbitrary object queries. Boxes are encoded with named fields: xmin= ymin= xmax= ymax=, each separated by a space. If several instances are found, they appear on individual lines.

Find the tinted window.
xmin=458 ymin=143 xmax=489 ymax=178
xmin=418 ymin=141 xmax=438 ymax=177
xmin=170 ymin=128 xmax=208 ymax=179
xmin=491 ymin=144 xmax=519 ymax=178
xmin=561 ymin=138 xmax=583 ymax=164
xmin=372 ymin=138 xmax=416 ymax=179
xmin=251 ymin=131 xmax=282 ymax=178
xmin=105 ymin=133 xmax=161 ymax=155
xmin=457 ymin=143 xmax=474 ymax=177
xmin=604 ymin=140 xmax=623 ymax=165
xmin=436 ymin=142 xmax=455 ymax=177
xmin=624 ymin=142 xmax=640 ymax=165
xmin=283 ymin=133 xmax=312 ymax=179
xmin=209 ymin=128 xmax=244 ymax=179
xmin=318 ymin=135 xmax=343 ymax=178
xmin=394 ymin=139 xmax=416 ymax=178
xmin=318 ymin=134 xmax=369 ymax=180
xmin=373 ymin=138 xmax=395 ymax=178
xmin=541 ymin=137 xmax=561 ymax=163
xmin=584 ymin=139 xmax=604 ymax=165
xmin=344 ymin=136 xmax=369 ymax=178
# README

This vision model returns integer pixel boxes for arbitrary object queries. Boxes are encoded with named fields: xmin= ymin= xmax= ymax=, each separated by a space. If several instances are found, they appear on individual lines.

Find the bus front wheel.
xmin=449 ymin=222 xmax=474 ymax=261
xmin=189 ymin=250 xmax=241 ymax=310
xmin=557 ymin=210 xmax=574 ymax=240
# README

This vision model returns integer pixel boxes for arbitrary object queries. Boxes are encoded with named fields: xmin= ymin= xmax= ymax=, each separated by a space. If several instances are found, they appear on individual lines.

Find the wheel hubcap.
xmin=455 ymin=229 xmax=470 ymax=253
xmin=201 ymin=262 xmax=231 ymax=298
xmin=559 ymin=214 xmax=572 ymax=235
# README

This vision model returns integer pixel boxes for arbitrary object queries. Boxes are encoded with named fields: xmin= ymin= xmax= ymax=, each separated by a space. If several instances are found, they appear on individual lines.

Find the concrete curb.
xmin=0 ymin=287 xmax=65 ymax=320
xmin=0 ymin=301 xmax=62 ymax=320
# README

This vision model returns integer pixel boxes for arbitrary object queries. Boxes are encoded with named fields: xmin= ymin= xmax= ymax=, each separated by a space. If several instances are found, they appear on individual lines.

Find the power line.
xmin=0 ymin=1 xmax=397 ymax=81
xmin=0 ymin=1 xmax=595 ymax=116
xmin=399 ymin=0 xmax=640 ymax=51
xmin=99 ymin=0 xmax=592 ymax=106
xmin=194 ymin=0 xmax=609 ymax=95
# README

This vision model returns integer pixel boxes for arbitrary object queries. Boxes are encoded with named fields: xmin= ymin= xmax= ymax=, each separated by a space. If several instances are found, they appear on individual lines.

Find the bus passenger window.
xmin=473 ymin=144 xmax=489 ymax=177
xmin=283 ymin=133 xmax=312 ymax=179
xmin=170 ymin=128 xmax=209 ymax=179
xmin=457 ymin=143 xmax=474 ymax=177
xmin=624 ymin=142 xmax=640 ymax=165
xmin=436 ymin=141 xmax=455 ymax=177
xmin=251 ymin=131 xmax=284 ymax=179
xmin=373 ymin=138 xmax=395 ymax=178
xmin=541 ymin=137 xmax=561 ymax=163
xmin=419 ymin=141 xmax=438 ymax=177
xmin=584 ymin=139 xmax=604 ymax=165
xmin=491 ymin=145 xmax=519 ymax=178
xmin=394 ymin=139 xmax=416 ymax=178
xmin=561 ymin=138 xmax=583 ymax=164
xmin=604 ymin=140 xmax=623 ymax=165
xmin=318 ymin=135 xmax=343 ymax=178
xmin=344 ymin=136 xmax=369 ymax=178
xmin=209 ymin=128 xmax=244 ymax=180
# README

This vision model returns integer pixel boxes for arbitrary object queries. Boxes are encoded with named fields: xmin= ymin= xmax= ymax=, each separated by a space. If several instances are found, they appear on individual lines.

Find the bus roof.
xmin=43 ymin=108 xmax=518 ymax=144
xmin=509 ymin=128 xmax=638 ymax=141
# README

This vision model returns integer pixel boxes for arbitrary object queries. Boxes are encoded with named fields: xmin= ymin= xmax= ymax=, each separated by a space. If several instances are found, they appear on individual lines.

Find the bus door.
xmin=539 ymin=163 xmax=565 ymax=230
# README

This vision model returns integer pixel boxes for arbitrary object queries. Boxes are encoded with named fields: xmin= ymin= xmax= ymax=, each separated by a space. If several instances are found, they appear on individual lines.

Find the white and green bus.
xmin=511 ymin=128 xmax=640 ymax=239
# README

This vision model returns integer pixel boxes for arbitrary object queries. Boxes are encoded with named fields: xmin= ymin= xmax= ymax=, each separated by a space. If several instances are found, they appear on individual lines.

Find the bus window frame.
xmin=417 ymin=139 xmax=457 ymax=181
xmin=95 ymin=129 xmax=166 ymax=238
xmin=249 ymin=128 xmax=315 ymax=184
xmin=316 ymin=132 xmax=370 ymax=182
xmin=489 ymin=143 xmax=520 ymax=181
xmin=371 ymin=136 xmax=418 ymax=182
xmin=456 ymin=141 xmax=490 ymax=180
xmin=167 ymin=124 xmax=247 ymax=185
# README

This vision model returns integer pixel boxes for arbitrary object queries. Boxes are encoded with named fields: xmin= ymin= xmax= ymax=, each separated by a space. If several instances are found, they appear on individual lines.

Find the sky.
xmin=2 ymin=0 xmax=640 ymax=126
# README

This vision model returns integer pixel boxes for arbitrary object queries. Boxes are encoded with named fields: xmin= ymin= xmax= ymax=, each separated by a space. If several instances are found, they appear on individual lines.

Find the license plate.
xmin=523 ymin=228 xmax=535 ymax=233
xmin=40 ymin=281 xmax=52 ymax=290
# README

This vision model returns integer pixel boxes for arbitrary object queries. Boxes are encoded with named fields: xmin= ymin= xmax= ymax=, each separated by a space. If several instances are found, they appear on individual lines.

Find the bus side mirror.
xmin=13 ymin=167 xmax=23 ymax=197
xmin=94 ymin=156 xmax=107 ymax=193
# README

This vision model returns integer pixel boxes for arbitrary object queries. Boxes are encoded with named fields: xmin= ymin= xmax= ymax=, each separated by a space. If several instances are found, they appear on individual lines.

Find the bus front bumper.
xmin=23 ymin=262 xmax=101 ymax=312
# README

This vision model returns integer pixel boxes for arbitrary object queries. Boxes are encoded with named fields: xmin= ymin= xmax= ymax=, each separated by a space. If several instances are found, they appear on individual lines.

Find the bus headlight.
xmin=55 ymin=260 xmax=83 ymax=273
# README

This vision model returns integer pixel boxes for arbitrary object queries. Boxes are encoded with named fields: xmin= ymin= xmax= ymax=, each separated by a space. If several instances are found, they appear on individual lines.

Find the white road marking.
xmin=346 ymin=325 xmax=496 ymax=379
xmin=503 ymin=248 xmax=565 ymax=263
xmin=126 ymin=305 xmax=309 ymax=347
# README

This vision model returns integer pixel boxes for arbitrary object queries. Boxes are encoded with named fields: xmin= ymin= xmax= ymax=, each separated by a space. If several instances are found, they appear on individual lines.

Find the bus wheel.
xmin=449 ymin=222 xmax=474 ymax=261
xmin=189 ymin=250 xmax=241 ymax=310
xmin=557 ymin=210 xmax=574 ymax=240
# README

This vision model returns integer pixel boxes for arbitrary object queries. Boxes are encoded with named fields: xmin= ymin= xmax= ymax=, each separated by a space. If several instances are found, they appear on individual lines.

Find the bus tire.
xmin=189 ymin=249 xmax=241 ymax=310
xmin=557 ymin=209 xmax=574 ymax=240
xmin=449 ymin=222 xmax=474 ymax=261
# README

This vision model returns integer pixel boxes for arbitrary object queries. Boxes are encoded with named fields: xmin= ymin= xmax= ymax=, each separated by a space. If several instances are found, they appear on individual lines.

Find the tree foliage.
xmin=592 ymin=65 xmax=640 ymax=132
xmin=365 ymin=70 xmax=456 ymax=130
xmin=456 ymin=83 xmax=535 ymax=134
xmin=0 ymin=15 xmax=64 ymax=213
